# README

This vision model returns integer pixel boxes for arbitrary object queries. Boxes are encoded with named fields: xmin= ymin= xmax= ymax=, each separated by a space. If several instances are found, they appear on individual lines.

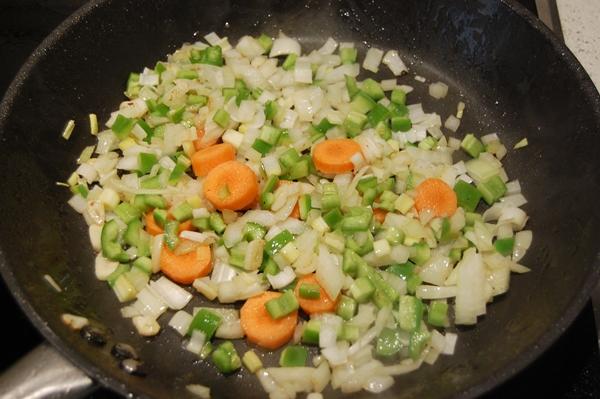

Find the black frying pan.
xmin=1 ymin=0 xmax=600 ymax=398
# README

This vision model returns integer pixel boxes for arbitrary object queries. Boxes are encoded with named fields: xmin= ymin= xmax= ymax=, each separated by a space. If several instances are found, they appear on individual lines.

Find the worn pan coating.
xmin=1 ymin=0 xmax=600 ymax=398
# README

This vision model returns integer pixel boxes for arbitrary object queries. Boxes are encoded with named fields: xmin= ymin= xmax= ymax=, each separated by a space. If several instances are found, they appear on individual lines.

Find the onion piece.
xmin=442 ymin=332 xmax=458 ymax=355
xmin=512 ymin=230 xmax=533 ymax=262
xmin=316 ymin=245 xmax=343 ymax=300
xmin=132 ymin=315 xmax=160 ymax=336
xmin=151 ymin=234 xmax=164 ymax=273
xmin=444 ymin=115 xmax=461 ymax=132
xmin=270 ymin=34 xmax=301 ymax=57
xmin=454 ymin=248 xmax=486 ymax=325
xmin=186 ymin=330 xmax=207 ymax=355
xmin=318 ymin=37 xmax=338 ymax=55
xmin=415 ymin=285 xmax=457 ymax=300
xmin=179 ymin=230 xmax=218 ymax=244
xmin=381 ymin=50 xmax=407 ymax=75
xmin=186 ymin=384 xmax=211 ymax=399
xmin=133 ymin=286 xmax=167 ymax=319
xmin=149 ymin=277 xmax=192 ymax=310
xmin=267 ymin=266 xmax=296 ymax=289
xmin=95 ymin=254 xmax=119 ymax=281
xmin=429 ymin=82 xmax=449 ymax=99
xmin=363 ymin=48 xmax=384 ymax=73
xmin=168 ymin=310 xmax=193 ymax=336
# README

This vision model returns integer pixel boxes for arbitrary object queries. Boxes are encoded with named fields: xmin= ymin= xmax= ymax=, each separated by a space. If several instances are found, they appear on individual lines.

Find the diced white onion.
xmin=133 ymin=286 xmax=167 ymax=319
xmin=186 ymin=330 xmax=207 ymax=355
xmin=382 ymin=50 xmax=407 ymax=75
xmin=318 ymin=37 xmax=338 ymax=55
xmin=151 ymin=234 xmax=164 ymax=273
xmin=186 ymin=384 xmax=211 ymax=399
xmin=193 ymin=277 xmax=218 ymax=300
xmin=429 ymin=82 xmax=449 ymax=99
xmin=416 ymin=285 xmax=457 ymax=299
xmin=61 ymin=313 xmax=89 ymax=330
xmin=204 ymin=32 xmax=221 ymax=45
xmin=150 ymin=277 xmax=192 ymax=309
xmin=444 ymin=115 xmax=461 ymax=132
xmin=79 ymin=219 xmax=97 ymax=247
xmin=270 ymin=34 xmax=301 ymax=57
xmin=236 ymin=35 xmax=265 ymax=57
xmin=455 ymin=248 xmax=486 ymax=325
xmin=442 ymin=332 xmax=458 ymax=355
xmin=168 ymin=310 xmax=193 ymax=336
xmin=179 ymin=230 xmax=218 ymax=245
xmin=295 ymin=61 xmax=313 ymax=84
xmin=132 ymin=315 xmax=160 ymax=336
xmin=67 ymin=195 xmax=87 ymax=213
xmin=95 ymin=254 xmax=118 ymax=281
xmin=322 ymin=341 xmax=349 ymax=366
xmin=363 ymin=48 xmax=384 ymax=73
xmin=316 ymin=245 xmax=343 ymax=300
xmin=380 ymin=79 xmax=397 ymax=91
xmin=513 ymin=230 xmax=532 ymax=262
xmin=267 ymin=266 xmax=296 ymax=289
xmin=76 ymin=163 xmax=98 ymax=184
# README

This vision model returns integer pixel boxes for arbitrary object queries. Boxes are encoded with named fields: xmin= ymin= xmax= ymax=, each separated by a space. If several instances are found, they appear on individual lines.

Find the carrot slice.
xmin=373 ymin=208 xmax=388 ymax=224
xmin=289 ymin=203 xmax=301 ymax=219
xmin=203 ymin=160 xmax=259 ymax=211
xmin=145 ymin=212 xmax=193 ymax=236
xmin=193 ymin=126 xmax=218 ymax=151
xmin=414 ymin=178 xmax=458 ymax=217
xmin=240 ymin=291 xmax=298 ymax=350
xmin=160 ymin=240 xmax=212 ymax=284
xmin=294 ymin=274 xmax=339 ymax=315
xmin=312 ymin=138 xmax=362 ymax=174
xmin=145 ymin=212 xmax=163 ymax=236
xmin=191 ymin=142 xmax=236 ymax=177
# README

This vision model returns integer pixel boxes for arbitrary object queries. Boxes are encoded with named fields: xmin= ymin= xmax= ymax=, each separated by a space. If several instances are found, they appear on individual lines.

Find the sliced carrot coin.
xmin=414 ymin=178 xmax=457 ymax=217
xmin=145 ymin=212 xmax=163 ymax=236
xmin=294 ymin=274 xmax=339 ymax=315
xmin=240 ymin=291 xmax=298 ymax=350
xmin=191 ymin=142 xmax=236 ymax=177
xmin=203 ymin=160 xmax=259 ymax=211
xmin=160 ymin=240 xmax=212 ymax=284
xmin=312 ymin=138 xmax=362 ymax=174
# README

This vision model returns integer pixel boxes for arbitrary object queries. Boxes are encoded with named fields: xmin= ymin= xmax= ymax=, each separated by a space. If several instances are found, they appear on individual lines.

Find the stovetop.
xmin=1 ymin=1 xmax=599 ymax=398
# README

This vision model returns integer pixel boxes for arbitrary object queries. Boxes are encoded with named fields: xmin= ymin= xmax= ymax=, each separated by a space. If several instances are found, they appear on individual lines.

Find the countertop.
xmin=1 ymin=1 xmax=600 ymax=398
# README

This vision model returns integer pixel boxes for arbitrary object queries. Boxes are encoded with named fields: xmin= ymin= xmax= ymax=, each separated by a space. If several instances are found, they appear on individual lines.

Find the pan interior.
xmin=0 ymin=0 xmax=599 ymax=398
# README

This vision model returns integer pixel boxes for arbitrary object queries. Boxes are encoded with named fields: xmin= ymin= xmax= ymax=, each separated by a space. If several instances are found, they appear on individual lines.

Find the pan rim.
xmin=0 ymin=0 xmax=599 ymax=398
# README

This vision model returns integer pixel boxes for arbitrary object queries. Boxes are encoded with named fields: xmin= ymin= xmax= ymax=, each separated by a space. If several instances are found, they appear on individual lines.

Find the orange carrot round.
xmin=414 ymin=178 xmax=457 ymax=217
xmin=191 ymin=143 xmax=236 ymax=177
xmin=145 ymin=212 xmax=163 ymax=236
xmin=203 ymin=160 xmax=259 ymax=211
xmin=294 ymin=274 xmax=339 ymax=315
xmin=240 ymin=291 xmax=298 ymax=350
xmin=373 ymin=208 xmax=388 ymax=224
xmin=193 ymin=126 xmax=218 ymax=151
xmin=160 ymin=240 xmax=212 ymax=284
xmin=145 ymin=212 xmax=194 ymax=236
xmin=312 ymin=138 xmax=362 ymax=174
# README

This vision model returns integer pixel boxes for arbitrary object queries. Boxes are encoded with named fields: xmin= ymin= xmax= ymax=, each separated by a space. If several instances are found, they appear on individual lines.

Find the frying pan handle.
xmin=0 ymin=343 xmax=95 ymax=399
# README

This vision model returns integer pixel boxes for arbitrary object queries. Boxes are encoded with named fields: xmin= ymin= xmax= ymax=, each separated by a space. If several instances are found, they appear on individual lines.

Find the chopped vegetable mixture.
xmin=66 ymin=31 xmax=532 ymax=398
